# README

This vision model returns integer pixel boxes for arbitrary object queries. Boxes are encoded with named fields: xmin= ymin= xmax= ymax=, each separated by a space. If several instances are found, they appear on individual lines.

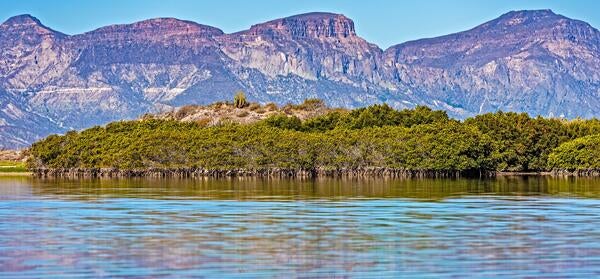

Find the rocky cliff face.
xmin=219 ymin=13 xmax=386 ymax=84
xmin=0 ymin=10 xmax=599 ymax=148
xmin=214 ymin=12 xmax=405 ymax=109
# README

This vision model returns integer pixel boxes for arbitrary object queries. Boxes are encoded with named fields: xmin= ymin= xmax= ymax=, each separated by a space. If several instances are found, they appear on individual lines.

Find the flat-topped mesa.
xmin=217 ymin=12 xmax=383 ymax=83
xmin=76 ymin=18 xmax=224 ymax=43
xmin=247 ymin=12 xmax=356 ymax=39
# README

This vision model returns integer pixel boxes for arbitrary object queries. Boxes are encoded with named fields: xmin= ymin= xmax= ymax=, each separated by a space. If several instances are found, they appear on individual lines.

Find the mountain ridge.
xmin=0 ymin=9 xmax=599 ymax=148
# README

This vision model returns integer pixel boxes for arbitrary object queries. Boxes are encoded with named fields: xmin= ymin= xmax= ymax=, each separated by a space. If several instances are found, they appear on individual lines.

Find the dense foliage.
xmin=28 ymin=104 xmax=600 ymax=173
xmin=264 ymin=104 xmax=451 ymax=132
xmin=548 ymin=135 xmax=600 ymax=170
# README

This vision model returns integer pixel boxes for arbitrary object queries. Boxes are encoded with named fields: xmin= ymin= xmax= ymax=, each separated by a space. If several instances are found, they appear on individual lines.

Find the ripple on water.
xmin=1 ymin=176 xmax=600 ymax=277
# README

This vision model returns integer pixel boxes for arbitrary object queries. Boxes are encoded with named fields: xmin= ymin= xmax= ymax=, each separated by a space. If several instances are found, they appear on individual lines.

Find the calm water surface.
xmin=1 ymin=176 xmax=600 ymax=278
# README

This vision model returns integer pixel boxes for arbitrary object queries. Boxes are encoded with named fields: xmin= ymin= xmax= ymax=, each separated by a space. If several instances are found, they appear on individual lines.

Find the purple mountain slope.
xmin=0 ymin=10 xmax=599 ymax=148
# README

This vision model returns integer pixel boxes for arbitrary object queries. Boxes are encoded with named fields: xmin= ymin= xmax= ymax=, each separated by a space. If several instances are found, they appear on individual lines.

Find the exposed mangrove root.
xmin=551 ymin=169 xmax=600 ymax=177
xmin=30 ymin=167 xmax=496 ymax=178
xmin=30 ymin=168 xmax=600 ymax=178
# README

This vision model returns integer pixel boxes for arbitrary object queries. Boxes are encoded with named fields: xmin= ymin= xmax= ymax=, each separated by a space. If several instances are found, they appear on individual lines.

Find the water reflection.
xmin=5 ymin=175 xmax=600 ymax=200
xmin=1 ymin=176 xmax=600 ymax=277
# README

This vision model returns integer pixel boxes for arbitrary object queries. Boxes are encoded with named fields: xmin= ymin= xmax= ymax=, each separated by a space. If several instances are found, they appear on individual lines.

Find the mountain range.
xmin=1 ymin=9 xmax=599 ymax=148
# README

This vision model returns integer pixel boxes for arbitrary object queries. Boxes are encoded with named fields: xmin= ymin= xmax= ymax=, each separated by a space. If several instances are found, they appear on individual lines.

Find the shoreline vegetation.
xmin=0 ymin=150 xmax=28 ymax=175
xmin=26 ymin=95 xmax=600 ymax=178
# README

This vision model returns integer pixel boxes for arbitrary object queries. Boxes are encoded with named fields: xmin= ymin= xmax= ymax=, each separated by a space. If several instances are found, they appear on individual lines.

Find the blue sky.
xmin=1 ymin=0 xmax=599 ymax=48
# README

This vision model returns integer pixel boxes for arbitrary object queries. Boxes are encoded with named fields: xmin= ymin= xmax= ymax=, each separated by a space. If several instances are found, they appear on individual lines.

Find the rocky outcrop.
xmin=1 ymin=10 xmax=599 ymax=148
xmin=218 ymin=13 xmax=387 ymax=84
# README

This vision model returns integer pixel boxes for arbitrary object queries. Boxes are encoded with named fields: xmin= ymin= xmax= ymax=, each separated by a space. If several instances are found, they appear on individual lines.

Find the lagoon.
xmin=1 ymin=176 xmax=600 ymax=277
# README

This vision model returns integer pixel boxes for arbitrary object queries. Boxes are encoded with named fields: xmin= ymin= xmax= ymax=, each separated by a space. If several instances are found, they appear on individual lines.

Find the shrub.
xmin=174 ymin=105 xmax=198 ymax=119
xmin=265 ymin=103 xmax=278 ymax=111
xmin=296 ymin=98 xmax=326 ymax=110
xmin=262 ymin=114 xmax=302 ymax=130
xmin=234 ymin=91 xmax=248 ymax=108
xmin=248 ymin=103 xmax=261 ymax=111
xmin=194 ymin=118 xmax=211 ymax=127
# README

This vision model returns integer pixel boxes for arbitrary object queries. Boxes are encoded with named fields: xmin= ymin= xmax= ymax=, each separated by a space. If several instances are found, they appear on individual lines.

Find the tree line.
xmin=27 ymin=102 xmax=600 ymax=174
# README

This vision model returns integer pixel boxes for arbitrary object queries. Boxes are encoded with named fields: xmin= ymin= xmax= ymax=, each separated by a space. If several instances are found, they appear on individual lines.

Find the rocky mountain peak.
xmin=472 ymin=9 xmax=600 ymax=49
xmin=0 ymin=14 xmax=62 ymax=36
xmin=248 ymin=12 xmax=356 ymax=39
xmin=477 ymin=9 xmax=573 ymax=33
xmin=385 ymin=9 xmax=599 ymax=61
xmin=3 ymin=14 xmax=42 ymax=25
xmin=383 ymin=9 xmax=600 ymax=120
xmin=497 ymin=9 xmax=559 ymax=22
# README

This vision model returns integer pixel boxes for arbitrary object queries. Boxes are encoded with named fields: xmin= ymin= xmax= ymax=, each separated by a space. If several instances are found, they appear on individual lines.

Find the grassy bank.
xmin=0 ymin=161 xmax=29 ymax=174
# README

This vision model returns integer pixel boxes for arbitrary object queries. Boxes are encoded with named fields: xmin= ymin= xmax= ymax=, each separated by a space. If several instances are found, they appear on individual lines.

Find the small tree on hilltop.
xmin=234 ymin=91 xmax=248 ymax=108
